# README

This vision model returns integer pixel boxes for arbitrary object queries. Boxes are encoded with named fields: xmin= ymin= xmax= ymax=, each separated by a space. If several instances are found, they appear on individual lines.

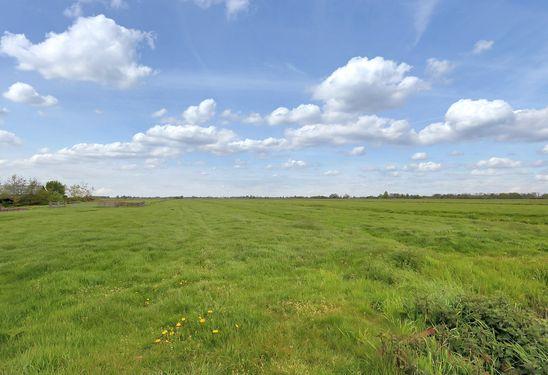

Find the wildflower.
xmin=169 ymin=331 xmax=174 ymax=336
xmin=212 ymin=329 xmax=220 ymax=334
xmin=235 ymin=324 xmax=239 ymax=329
xmin=181 ymin=317 xmax=186 ymax=322
xmin=176 ymin=322 xmax=182 ymax=328
xmin=199 ymin=317 xmax=206 ymax=325
xmin=154 ymin=338 xmax=161 ymax=343
xmin=207 ymin=309 xmax=213 ymax=314
xmin=162 ymin=330 xmax=168 ymax=335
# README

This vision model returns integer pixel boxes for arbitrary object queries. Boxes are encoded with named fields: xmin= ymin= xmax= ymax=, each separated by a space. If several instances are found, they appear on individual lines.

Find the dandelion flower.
xmin=212 ymin=329 xmax=220 ymax=334
xmin=181 ymin=317 xmax=186 ymax=322
xmin=162 ymin=330 xmax=168 ymax=335
xmin=154 ymin=338 xmax=161 ymax=343
xmin=199 ymin=318 xmax=206 ymax=325
xmin=176 ymin=322 xmax=182 ymax=328
xmin=207 ymin=309 xmax=213 ymax=314
xmin=235 ymin=324 xmax=239 ymax=329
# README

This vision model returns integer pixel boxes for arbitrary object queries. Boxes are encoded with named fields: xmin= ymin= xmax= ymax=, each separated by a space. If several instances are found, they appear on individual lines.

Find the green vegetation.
xmin=0 ymin=175 xmax=93 ymax=208
xmin=0 ymin=199 xmax=546 ymax=374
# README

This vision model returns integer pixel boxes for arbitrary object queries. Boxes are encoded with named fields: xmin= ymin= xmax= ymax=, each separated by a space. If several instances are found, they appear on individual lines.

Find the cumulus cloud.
xmin=285 ymin=115 xmax=415 ymax=147
xmin=152 ymin=108 xmax=168 ymax=118
xmin=411 ymin=152 xmax=428 ymax=160
xmin=10 ymin=118 xmax=288 ymax=168
xmin=416 ymin=99 xmax=548 ymax=144
xmin=221 ymin=109 xmax=263 ymax=125
xmin=0 ymin=130 xmax=21 ymax=146
xmin=349 ymin=146 xmax=366 ymax=156
xmin=313 ymin=56 xmax=427 ymax=113
xmin=0 ymin=15 xmax=154 ymax=88
xmin=426 ymin=58 xmax=454 ymax=80
xmin=473 ymin=40 xmax=494 ymax=54
xmin=409 ymin=161 xmax=442 ymax=171
xmin=183 ymin=99 xmax=216 ymax=124
xmin=282 ymin=159 xmax=307 ymax=169
xmin=187 ymin=0 xmax=250 ymax=18
xmin=476 ymin=157 xmax=521 ymax=169
xmin=267 ymin=104 xmax=322 ymax=125
xmin=543 ymin=144 xmax=548 ymax=154
xmin=323 ymin=170 xmax=340 ymax=176
xmin=535 ymin=174 xmax=548 ymax=182
xmin=3 ymin=82 xmax=58 ymax=107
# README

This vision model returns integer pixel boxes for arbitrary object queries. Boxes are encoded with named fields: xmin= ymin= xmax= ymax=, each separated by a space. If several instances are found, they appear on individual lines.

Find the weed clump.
xmin=387 ymin=296 xmax=548 ymax=374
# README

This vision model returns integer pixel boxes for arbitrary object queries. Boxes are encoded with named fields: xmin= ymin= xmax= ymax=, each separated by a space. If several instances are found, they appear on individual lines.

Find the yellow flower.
xmin=162 ymin=330 xmax=168 ymax=335
xmin=199 ymin=318 xmax=206 ymax=325
xmin=154 ymin=338 xmax=161 ymax=343
xmin=235 ymin=324 xmax=239 ymax=329
xmin=176 ymin=322 xmax=182 ymax=328
xmin=212 ymin=329 xmax=220 ymax=334
xmin=169 ymin=331 xmax=174 ymax=336
xmin=181 ymin=317 xmax=186 ymax=322
xmin=207 ymin=309 xmax=213 ymax=314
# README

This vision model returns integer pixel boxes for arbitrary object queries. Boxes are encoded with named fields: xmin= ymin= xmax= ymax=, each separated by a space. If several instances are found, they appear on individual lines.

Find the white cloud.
xmin=349 ymin=146 xmax=366 ymax=156
xmin=64 ymin=0 xmax=128 ymax=18
xmin=1 ymin=15 xmax=154 ymax=88
xmin=313 ymin=56 xmax=427 ymax=113
xmin=3 ymin=82 xmax=58 ymax=107
xmin=426 ymin=58 xmax=454 ymax=80
xmin=411 ymin=152 xmax=428 ymax=160
xmin=0 ymin=107 xmax=7 ymax=120
xmin=323 ymin=170 xmax=340 ymax=176
xmin=535 ymin=174 xmax=548 ymax=182
xmin=187 ymin=0 xmax=250 ymax=18
xmin=285 ymin=115 xmax=415 ymax=147
xmin=542 ymin=144 xmax=548 ymax=154
xmin=410 ymin=161 xmax=442 ymax=171
xmin=182 ymin=99 xmax=216 ymax=124
xmin=0 ymin=130 xmax=21 ymax=146
xmin=413 ymin=0 xmax=440 ymax=45
xmin=476 ymin=157 xmax=521 ymax=169
xmin=282 ymin=159 xmax=307 ymax=169
xmin=416 ymin=99 xmax=548 ymax=144
xmin=267 ymin=104 xmax=322 ymax=125
xmin=470 ymin=168 xmax=498 ymax=176
xmin=221 ymin=109 xmax=263 ymax=124
xmin=152 ymin=108 xmax=168 ymax=118
xmin=385 ymin=163 xmax=397 ymax=171
xmin=473 ymin=40 xmax=494 ymax=54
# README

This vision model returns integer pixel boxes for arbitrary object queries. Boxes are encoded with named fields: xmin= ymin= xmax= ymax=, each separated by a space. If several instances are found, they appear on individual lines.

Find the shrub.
xmin=396 ymin=296 xmax=548 ymax=374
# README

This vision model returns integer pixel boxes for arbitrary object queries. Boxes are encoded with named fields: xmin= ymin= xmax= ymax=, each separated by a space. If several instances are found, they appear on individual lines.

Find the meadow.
xmin=0 ymin=199 xmax=546 ymax=374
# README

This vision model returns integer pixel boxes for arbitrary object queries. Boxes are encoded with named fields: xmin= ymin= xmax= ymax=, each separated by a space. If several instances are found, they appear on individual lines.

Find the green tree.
xmin=46 ymin=180 xmax=66 ymax=196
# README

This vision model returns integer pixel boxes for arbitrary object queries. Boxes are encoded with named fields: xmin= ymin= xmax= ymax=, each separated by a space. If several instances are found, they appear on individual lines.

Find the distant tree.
xmin=381 ymin=191 xmax=389 ymax=199
xmin=1 ymin=175 xmax=27 ymax=196
xmin=45 ymin=180 xmax=66 ymax=196
xmin=68 ymin=183 xmax=94 ymax=201
xmin=329 ymin=193 xmax=340 ymax=199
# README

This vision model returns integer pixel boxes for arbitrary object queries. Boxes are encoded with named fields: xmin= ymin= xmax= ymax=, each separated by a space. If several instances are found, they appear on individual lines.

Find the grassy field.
xmin=0 ymin=199 xmax=546 ymax=374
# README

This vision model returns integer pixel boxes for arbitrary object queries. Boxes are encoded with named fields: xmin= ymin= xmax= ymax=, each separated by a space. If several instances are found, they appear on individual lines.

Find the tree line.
xmin=0 ymin=175 xmax=93 ymax=207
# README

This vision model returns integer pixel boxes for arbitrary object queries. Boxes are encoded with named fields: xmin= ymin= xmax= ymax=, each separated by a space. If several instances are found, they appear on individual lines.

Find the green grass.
xmin=0 ymin=199 xmax=546 ymax=374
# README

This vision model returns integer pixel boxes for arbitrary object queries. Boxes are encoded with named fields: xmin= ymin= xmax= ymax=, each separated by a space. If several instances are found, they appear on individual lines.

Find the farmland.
xmin=0 ymin=199 xmax=546 ymax=374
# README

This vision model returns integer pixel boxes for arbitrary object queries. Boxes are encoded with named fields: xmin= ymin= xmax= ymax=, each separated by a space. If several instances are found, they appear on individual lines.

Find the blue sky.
xmin=0 ymin=0 xmax=547 ymax=196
